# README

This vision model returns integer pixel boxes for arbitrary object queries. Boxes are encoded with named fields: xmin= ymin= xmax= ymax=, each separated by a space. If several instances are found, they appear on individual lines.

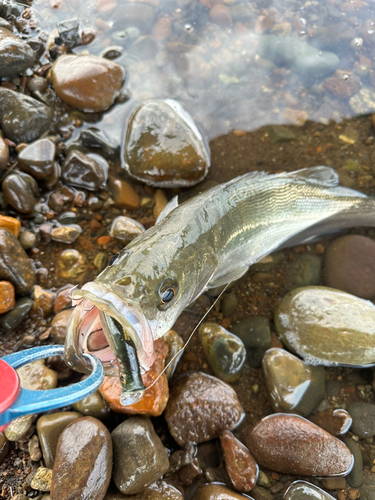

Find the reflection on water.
xmin=22 ymin=0 xmax=375 ymax=143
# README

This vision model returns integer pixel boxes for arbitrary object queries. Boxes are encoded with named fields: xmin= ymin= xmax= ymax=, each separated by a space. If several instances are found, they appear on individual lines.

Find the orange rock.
xmin=97 ymin=235 xmax=111 ymax=246
xmin=99 ymin=338 xmax=169 ymax=416
xmin=109 ymin=176 xmax=140 ymax=211
xmin=0 ymin=215 xmax=21 ymax=237
xmin=152 ymin=17 xmax=172 ymax=41
xmin=0 ymin=281 xmax=15 ymax=314
xmin=54 ymin=283 xmax=74 ymax=313
xmin=209 ymin=4 xmax=232 ymax=25
xmin=153 ymin=189 xmax=168 ymax=219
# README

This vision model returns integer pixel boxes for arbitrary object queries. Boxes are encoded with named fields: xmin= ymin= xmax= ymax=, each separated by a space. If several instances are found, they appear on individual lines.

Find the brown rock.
xmin=310 ymin=409 xmax=352 ymax=436
xmin=210 ymin=4 xmax=232 ymax=25
xmin=0 ymin=281 xmax=15 ymax=314
xmin=246 ymin=414 xmax=353 ymax=476
xmin=220 ymin=430 xmax=258 ymax=492
xmin=0 ymin=135 xmax=9 ymax=170
xmin=324 ymin=235 xmax=375 ymax=299
xmin=324 ymin=70 xmax=360 ymax=98
xmin=50 ymin=309 xmax=73 ymax=342
xmin=153 ymin=189 xmax=168 ymax=219
xmin=164 ymin=372 xmax=243 ymax=446
xmin=33 ymin=286 xmax=55 ymax=317
xmin=108 ymin=176 xmax=140 ymax=211
xmin=17 ymin=359 xmax=57 ymax=391
xmin=51 ymin=55 xmax=124 ymax=112
xmin=54 ymin=284 xmax=74 ymax=313
xmin=196 ymin=484 xmax=250 ymax=500
xmin=0 ymin=215 xmax=20 ymax=237
xmin=0 ymin=433 xmax=9 ymax=465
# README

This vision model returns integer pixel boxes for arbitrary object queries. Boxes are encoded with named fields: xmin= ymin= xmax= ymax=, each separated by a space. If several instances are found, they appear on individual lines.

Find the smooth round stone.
xmin=285 ymin=254 xmax=321 ymax=291
xmin=195 ymin=484 xmax=250 ymax=500
xmin=324 ymin=235 xmax=375 ymax=299
xmin=108 ymin=176 xmax=140 ymax=211
xmin=284 ymin=481 xmax=335 ymax=500
xmin=111 ymin=416 xmax=169 ymax=495
xmin=199 ymin=322 xmax=246 ymax=382
xmin=31 ymin=467 xmax=52 ymax=492
xmin=0 ymin=297 xmax=33 ymax=331
xmin=72 ymin=390 xmax=110 ymax=419
xmin=2 ymin=171 xmax=38 ymax=213
xmin=221 ymin=293 xmax=238 ymax=316
xmin=51 ymin=417 xmax=112 ymax=500
xmin=0 ymin=135 xmax=9 ymax=170
xmin=0 ymin=433 xmax=9 ymax=464
xmin=123 ymin=99 xmax=210 ymax=187
xmin=57 ymin=249 xmax=87 ymax=280
xmin=18 ymin=139 xmax=56 ymax=179
xmin=262 ymin=348 xmax=325 ymax=417
xmin=0 ymin=228 xmax=35 ymax=294
xmin=51 ymin=55 xmax=124 ymax=112
xmin=344 ymin=437 xmax=363 ymax=488
xmin=5 ymin=414 xmax=34 ymax=441
xmin=0 ymin=88 xmax=53 ymax=143
xmin=19 ymin=230 xmax=36 ymax=250
xmin=37 ymin=412 xmax=82 ymax=469
xmin=246 ymin=414 xmax=353 ymax=477
xmin=230 ymin=316 xmax=271 ymax=368
xmin=348 ymin=402 xmax=375 ymax=438
xmin=62 ymin=150 xmax=108 ymax=191
xmin=17 ymin=359 xmax=57 ymax=391
xmin=110 ymin=215 xmax=145 ymax=244
xmin=51 ymin=225 xmax=82 ymax=244
xmin=164 ymin=372 xmax=243 ymax=446
xmin=220 ymin=430 xmax=258 ymax=492
xmin=274 ymin=286 xmax=375 ymax=366
xmin=50 ymin=310 xmax=72 ymax=343
xmin=0 ymin=27 xmax=35 ymax=76
xmin=0 ymin=281 xmax=14 ymax=313
xmin=310 ymin=409 xmax=352 ymax=436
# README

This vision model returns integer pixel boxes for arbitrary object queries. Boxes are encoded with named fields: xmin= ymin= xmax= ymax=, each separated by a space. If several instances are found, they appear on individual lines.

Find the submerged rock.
xmin=123 ymin=99 xmax=210 ymax=187
xmin=284 ymin=480 xmax=335 ymax=499
xmin=0 ymin=27 xmax=35 ymax=77
xmin=275 ymin=286 xmax=375 ymax=366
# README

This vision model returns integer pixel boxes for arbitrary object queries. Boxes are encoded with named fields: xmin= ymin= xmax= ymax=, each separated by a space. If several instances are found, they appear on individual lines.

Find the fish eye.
xmin=109 ymin=253 xmax=120 ymax=266
xmin=158 ymin=280 xmax=178 ymax=309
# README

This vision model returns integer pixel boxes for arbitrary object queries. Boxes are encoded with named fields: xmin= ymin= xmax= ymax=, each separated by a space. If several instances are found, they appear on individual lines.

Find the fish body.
xmin=64 ymin=167 xmax=375 ymax=385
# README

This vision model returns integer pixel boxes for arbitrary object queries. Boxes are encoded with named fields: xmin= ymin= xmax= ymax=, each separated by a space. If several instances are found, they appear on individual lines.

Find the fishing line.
xmin=144 ymin=283 xmax=230 ymax=392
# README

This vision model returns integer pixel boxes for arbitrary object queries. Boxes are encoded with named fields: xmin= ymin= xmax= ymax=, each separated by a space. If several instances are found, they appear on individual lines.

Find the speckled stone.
xmin=348 ymin=402 xmax=375 ymax=438
xmin=310 ymin=409 xmax=352 ymax=436
xmin=31 ymin=467 xmax=52 ymax=492
xmin=5 ymin=414 xmax=34 ymax=442
xmin=17 ymin=359 xmax=57 ymax=391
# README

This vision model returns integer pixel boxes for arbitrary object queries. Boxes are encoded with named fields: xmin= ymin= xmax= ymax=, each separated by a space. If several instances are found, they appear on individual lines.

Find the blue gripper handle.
xmin=0 ymin=345 xmax=104 ymax=428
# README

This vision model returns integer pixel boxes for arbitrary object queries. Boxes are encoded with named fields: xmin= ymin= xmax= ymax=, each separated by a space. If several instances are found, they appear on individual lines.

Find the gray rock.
xmin=0 ymin=297 xmax=33 ymax=331
xmin=230 ymin=316 xmax=271 ymax=349
xmin=0 ymin=27 xmax=35 ymax=76
xmin=285 ymin=254 xmax=322 ymax=291
xmin=62 ymin=150 xmax=108 ymax=191
xmin=348 ymin=402 xmax=375 ymax=438
xmin=344 ymin=437 xmax=363 ymax=488
xmin=360 ymin=474 xmax=375 ymax=500
xmin=220 ymin=293 xmax=238 ymax=316
xmin=2 ymin=171 xmax=38 ymax=213
xmin=18 ymin=138 xmax=56 ymax=179
xmin=111 ymin=416 xmax=170 ymax=495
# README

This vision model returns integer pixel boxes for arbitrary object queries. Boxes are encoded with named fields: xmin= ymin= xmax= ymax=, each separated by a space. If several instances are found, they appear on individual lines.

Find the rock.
xmin=31 ymin=467 xmax=52 ymax=492
xmin=0 ymin=228 xmax=35 ymax=294
xmin=72 ymin=390 xmax=110 ymax=419
xmin=19 ymin=230 xmax=36 ymax=249
xmin=258 ymin=35 xmax=339 ymax=80
xmin=163 ymin=329 xmax=184 ymax=379
xmin=18 ymin=139 xmax=56 ymax=179
xmin=320 ymin=477 xmax=346 ymax=490
xmin=54 ymin=284 xmax=74 ymax=312
xmin=57 ymin=18 xmax=81 ymax=48
xmin=310 ymin=409 xmax=352 ymax=436
xmin=0 ymin=433 xmax=9 ymax=464
xmin=17 ymin=359 xmax=57 ymax=392
xmin=284 ymin=481 xmax=336 ymax=499
xmin=28 ymin=434 xmax=42 ymax=461
xmin=80 ymin=127 xmax=119 ymax=160
xmin=221 ymin=293 xmax=238 ymax=316
xmin=111 ymin=416 xmax=169 ymax=494
xmin=33 ymin=286 xmax=55 ymax=317
xmin=274 ymin=286 xmax=375 ymax=366
xmin=262 ymin=348 xmax=325 ymax=416
xmin=37 ymin=412 xmax=82 ymax=469
xmin=344 ymin=437 xmax=363 ymax=488
xmin=251 ymin=485 xmax=273 ymax=500
xmin=246 ymin=414 xmax=353 ymax=476
xmin=324 ymin=235 xmax=375 ymax=299
xmin=104 ymin=481 xmax=183 ymax=500
xmin=50 ymin=417 xmax=112 ymax=500
xmin=348 ymin=402 xmax=375 ymax=438
xmin=0 ymin=88 xmax=53 ymax=143
xmin=0 ymin=297 xmax=33 ymax=331
xmin=196 ymin=484 xmax=250 ymax=500
xmin=359 ymin=475 xmax=375 ymax=500
xmin=0 ymin=281 xmax=14 ymax=313
xmin=50 ymin=310 xmax=73 ymax=342
xmin=220 ymin=430 xmax=258 ymax=492
xmin=0 ymin=135 xmax=9 ymax=170
xmin=285 ymin=254 xmax=321 ymax=291
xmin=110 ymin=215 xmax=145 ymax=244
xmin=0 ymin=215 xmax=21 ymax=237
xmin=112 ymin=3 xmax=157 ymax=32
xmin=153 ymin=189 xmax=168 ymax=219
xmin=0 ymin=27 xmax=35 ymax=76
xmin=350 ymin=89 xmax=375 ymax=114
xmin=199 ymin=322 xmax=246 ymax=382
xmin=123 ymin=99 xmax=210 ymax=187
xmin=230 ymin=316 xmax=271 ymax=368
xmin=164 ymin=372 xmax=243 ymax=446
xmin=51 ymin=54 xmax=124 ymax=112
xmin=57 ymin=249 xmax=87 ymax=280
xmin=108 ymin=176 xmax=140 ymax=210
xmin=99 ymin=338 xmax=169 ymax=417
xmin=62 ymin=151 xmax=108 ymax=191
xmin=2 ymin=171 xmax=38 ymax=214
xmin=210 ymin=4 xmax=232 ymax=25
xmin=5 ymin=414 xmax=34 ymax=441
xmin=51 ymin=225 xmax=82 ymax=244
xmin=324 ymin=70 xmax=361 ymax=98
xmin=152 ymin=17 xmax=172 ymax=41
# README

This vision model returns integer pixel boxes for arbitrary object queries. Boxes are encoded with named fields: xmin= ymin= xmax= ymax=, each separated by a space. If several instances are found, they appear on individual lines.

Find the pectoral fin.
xmin=208 ymin=265 xmax=250 ymax=288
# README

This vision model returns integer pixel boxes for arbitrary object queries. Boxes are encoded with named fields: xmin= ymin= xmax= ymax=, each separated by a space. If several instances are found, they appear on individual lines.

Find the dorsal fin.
xmin=290 ymin=166 xmax=340 ymax=187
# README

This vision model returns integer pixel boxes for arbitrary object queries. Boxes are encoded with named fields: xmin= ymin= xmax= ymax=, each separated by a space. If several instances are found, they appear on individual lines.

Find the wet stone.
xmin=0 ymin=281 xmax=14 ymax=313
xmin=111 ymin=416 xmax=169 ymax=495
xmin=163 ymin=329 xmax=184 ymax=379
xmin=2 ymin=171 xmax=38 ymax=214
xmin=54 ymin=284 xmax=73 ymax=313
xmin=199 ymin=322 xmax=246 ymax=382
xmin=0 ymin=297 xmax=33 ymax=331
xmin=80 ymin=128 xmax=119 ymax=160
xmin=230 ymin=316 xmax=271 ymax=368
xmin=51 ymin=416 xmax=112 ymax=500
xmin=349 ymin=88 xmax=375 ymax=114
xmin=220 ymin=430 xmax=258 ymax=492
xmin=123 ymin=99 xmax=210 ymax=187
xmin=62 ymin=150 xmax=108 ymax=191
xmin=324 ymin=70 xmax=361 ymax=98
xmin=0 ymin=27 xmax=35 ymax=76
xmin=0 ymin=433 xmax=9 ymax=464
xmin=18 ymin=139 xmax=56 ymax=179
xmin=37 ymin=411 xmax=82 ymax=469
xmin=104 ymin=481 xmax=183 ymax=500
xmin=5 ymin=414 xmax=34 ymax=441
xmin=51 ymin=54 xmax=124 ymax=112
xmin=348 ymin=402 xmax=375 ymax=438
xmin=0 ymin=88 xmax=53 ymax=144
xmin=251 ymin=485 xmax=272 ymax=500
xmin=57 ymin=18 xmax=81 ymax=48
xmin=196 ymin=484 xmax=250 ymax=500
xmin=33 ymin=286 xmax=55 ymax=317
xmin=164 ymin=372 xmax=243 ymax=446
xmin=221 ymin=293 xmax=238 ymax=316
xmin=274 ymin=286 xmax=375 ymax=366
xmin=246 ymin=414 xmax=353 ymax=476
xmin=344 ymin=437 xmax=363 ymax=488
xmin=153 ymin=189 xmax=168 ymax=219
xmin=285 ymin=254 xmax=321 ymax=291
xmin=0 ymin=228 xmax=36 ymax=294
xmin=108 ymin=176 xmax=140 ymax=210
xmin=324 ymin=235 xmax=375 ymax=299
xmin=310 ymin=409 xmax=352 ymax=436
xmin=262 ymin=348 xmax=325 ymax=417
xmin=57 ymin=249 xmax=87 ymax=280
xmin=50 ymin=308 xmax=71 ymax=339
xmin=19 ymin=230 xmax=36 ymax=250
xmin=110 ymin=215 xmax=145 ymax=244
xmin=72 ymin=390 xmax=110 ymax=419
xmin=0 ymin=135 xmax=9 ymax=170
xmin=320 ymin=477 xmax=346 ymax=490
xmin=31 ymin=467 xmax=52 ymax=492
xmin=284 ymin=481 xmax=335 ymax=499
xmin=51 ymin=225 xmax=82 ymax=244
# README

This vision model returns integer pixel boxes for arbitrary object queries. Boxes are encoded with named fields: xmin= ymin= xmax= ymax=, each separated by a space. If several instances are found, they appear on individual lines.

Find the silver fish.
xmin=64 ymin=166 xmax=375 ymax=398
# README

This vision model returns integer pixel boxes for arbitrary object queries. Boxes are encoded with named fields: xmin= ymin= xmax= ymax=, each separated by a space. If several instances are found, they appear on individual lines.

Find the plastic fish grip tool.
xmin=0 ymin=345 xmax=104 ymax=432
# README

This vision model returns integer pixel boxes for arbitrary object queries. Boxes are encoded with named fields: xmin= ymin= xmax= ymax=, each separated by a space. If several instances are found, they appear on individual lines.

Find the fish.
xmin=64 ymin=166 xmax=375 ymax=403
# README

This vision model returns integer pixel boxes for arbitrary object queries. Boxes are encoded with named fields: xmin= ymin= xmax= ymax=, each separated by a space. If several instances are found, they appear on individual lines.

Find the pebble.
xmin=220 ymin=430 xmax=258 ymax=492
xmin=199 ymin=322 xmax=246 ymax=382
xmin=17 ymin=359 xmax=57 ymax=391
xmin=57 ymin=249 xmax=87 ymax=280
xmin=80 ymin=128 xmax=119 ymax=160
xmin=108 ymin=176 xmax=141 ymax=210
xmin=246 ymin=414 xmax=353 ymax=476
xmin=51 ymin=54 xmax=124 ymax=112
xmin=31 ymin=467 xmax=52 ymax=492
xmin=111 ymin=416 xmax=169 ymax=495
xmin=100 ymin=338 xmax=169 ymax=417
xmin=321 ymin=477 xmax=346 ymax=490
xmin=348 ymin=402 xmax=375 ymax=438
xmin=359 ymin=475 xmax=375 ymax=500
xmin=0 ymin=228 xmax=36 ymax=294
xmin=5 ymin=414 xmax=35 ymax=441
xmin=153 ymin=189 xmax=168 ymax=219
xmin=19 ymin=230 xmax=36 ymax=250
xmin=123 ymin=99 xmax=210 ymax=187
xmin=324 ymin=235 xmax=375 ymax=299
xmin=2 ymin=171 xmax=38 ymax=214
xmin=0 ymin=281 xmax=15 ymax=313
xmin=285 ymin=254 xmax=321 ymax=291
xmin=37 ymin=412 xmax=82 ymax=468
xmin=0 ymin=27 xmax=35 ymax=76
xmin=310 ymin=409 xmax=352 ymax=436
xmin=163 ymin=329 xmax=184 ymax=379
xmin=104 ymin=481 xmax=183 ymax=500
xmin=195 ymin=484 xmax=250 ymax=500
xmin=0 ymin=433 xmax=9 ymax=464
xmin=324 ymin=70 xmax=361 ymax=98
xmin=344 ymin=437 xmax=363 ymax=488
xmin=0 ymin=297 xmax=33 ymax=331
xmin=50 ymin=309 xmax=73 ymax=342
xmin=349 ymin=88 xmax=375 ymax=114
xmin=274 ymin=286 xmax=375 ymax=366
xmin=230 ymin=316 xmax=271 ymax=368
xmin=0 ymin=135 xmax=9 ymax=170
xmin=221 ymin=293 xmax=238 ymax=316
xmin=62 ymin=151 xmax=108 ymax=191
xmin=284 ymin=480 xmax=336 ymax=499
xmin=54 ymin=283 xmax=74 ymax=312
xmin=0 ymin=215 xmax=20 ymax=237
xmin=0 ymin=88 xmax=53 ymax=143
xmin=72 ymin=390 xmax=110 ymax=419
xmin=110 ymin=215 xmax=145 ymax=244
xmin=28 ymin=434 xmax=42 ymax=461
xmin=262 ymin=348 xmax=325 ymax=416
xmin=57 ymin=18 xmax=81 ymax=48
xmin=164 ymin=372 xmax=243 ymax=446
xmin=18 ymin=138 xmax=56 ymax=179
xmin=51 ymin=225 xmax=82 ymax=244
xmin=33 ymin=286 xmax=56 ymax=317
xmin=51 ymin=417 xmax=112 ymax=500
